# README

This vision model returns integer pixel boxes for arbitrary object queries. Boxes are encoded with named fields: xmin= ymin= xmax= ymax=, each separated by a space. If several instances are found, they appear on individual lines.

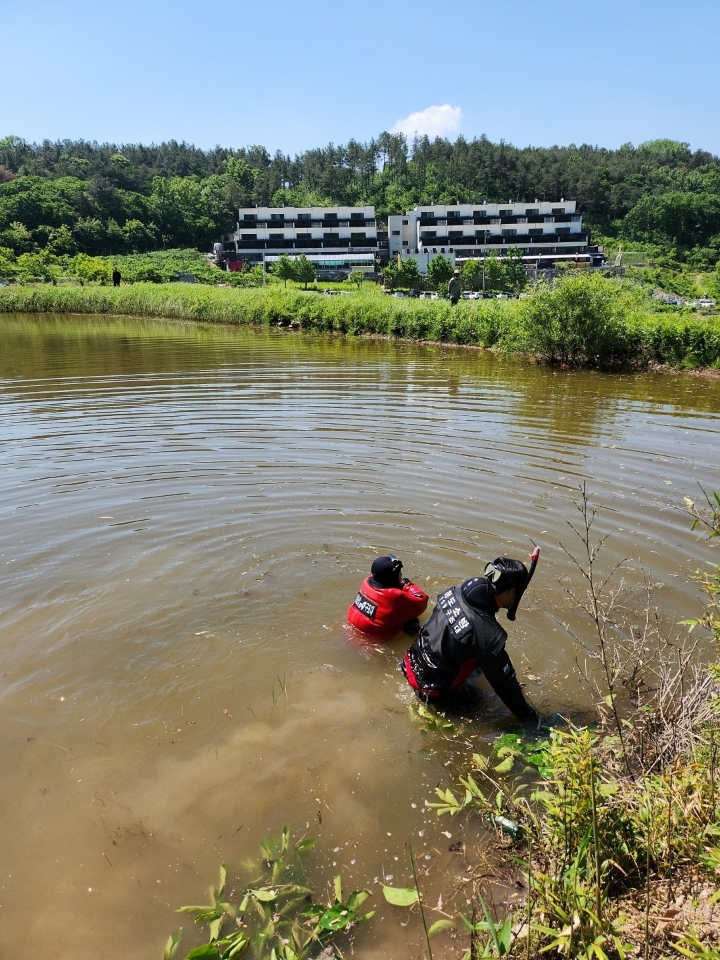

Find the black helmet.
xmin=371 ymin=554 xmax=403 ymax=586
xmin=483 ymin=557 xmax=528 ymax=593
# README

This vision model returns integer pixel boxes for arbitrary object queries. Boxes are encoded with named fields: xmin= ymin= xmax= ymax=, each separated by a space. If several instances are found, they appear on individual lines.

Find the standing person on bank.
xmin=112 ymin=267 xmax=121 ymax=287
xmin=348 ymin=554 xmax=429 ymax=639
xmin=448 ymin=269 xmax=461 ymax=306
xmin=402 ymin=557 xmax=539 ymax=723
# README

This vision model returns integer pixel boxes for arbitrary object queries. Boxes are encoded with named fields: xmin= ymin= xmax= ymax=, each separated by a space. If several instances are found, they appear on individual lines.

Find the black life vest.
xmin=406 ymin=582 xmax=507 ymax=691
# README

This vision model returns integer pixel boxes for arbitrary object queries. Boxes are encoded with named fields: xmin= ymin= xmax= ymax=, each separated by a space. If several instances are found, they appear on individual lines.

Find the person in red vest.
xmin=347 ymin=554 xmax=429 ymax=639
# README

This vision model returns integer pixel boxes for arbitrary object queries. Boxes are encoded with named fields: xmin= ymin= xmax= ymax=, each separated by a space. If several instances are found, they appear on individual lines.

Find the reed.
xmin=1 ymin=279 xmax=719 ymax=370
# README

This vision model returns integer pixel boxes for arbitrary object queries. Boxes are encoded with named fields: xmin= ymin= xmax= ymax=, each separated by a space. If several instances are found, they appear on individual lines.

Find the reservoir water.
xmin=1 ymin=314 xmax=719 ymax=959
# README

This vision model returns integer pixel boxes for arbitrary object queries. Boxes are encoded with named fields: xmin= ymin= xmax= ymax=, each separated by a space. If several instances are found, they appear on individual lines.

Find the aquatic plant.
xmin=167 ymin=826 xmax=374 ymax=960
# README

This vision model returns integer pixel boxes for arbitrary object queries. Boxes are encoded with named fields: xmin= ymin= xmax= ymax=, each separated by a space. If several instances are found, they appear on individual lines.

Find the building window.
xmin=241 ymin=234 xmax=257 ymax=240
xmin=526 ymin=208 xmax=539 ymax=215
xmin=298 ymin=213 xmax=311 ymax=221
xmin=392 ymin=230 xmax=400 ymax=236
xmin=502 ymin=228 xmax=517 ymax=236
xmin=243 ymin=215 xmax=257 ymax=222
xmin=473 ymin=210 xmax=485 ymax=217
xmin=350 ymin=212 xmax=364 ymax=220
xmin=552 ymin=208 xmax=565 ymax=215
xmin=529 ymin=229 xmax=543 ymax=236
xmin=269 ymin=233 xmax=284 ymax=239
xmin=556 ymin=227 xmax=571 ymax=235
xmin=447 ymin=210 xmax=460 ymax=218
xmin=324 ymin=212 xmax=338 ymax=220
xmin=402 ymin=219 xmax=408 ymax=225
xmin=402 ymin=241 xmax=408 ymax=246
xmin=500 ymin=209 xmax=513 ymax=216
xmin=351 ymin=233 xmax=366 ymax=241
xmin=270 ymin=213 xmax=284 ymax=221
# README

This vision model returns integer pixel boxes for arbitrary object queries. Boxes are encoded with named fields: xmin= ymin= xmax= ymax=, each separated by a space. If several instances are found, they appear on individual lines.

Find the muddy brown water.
xmin=1 ymin=313 xmax=719 ymax=959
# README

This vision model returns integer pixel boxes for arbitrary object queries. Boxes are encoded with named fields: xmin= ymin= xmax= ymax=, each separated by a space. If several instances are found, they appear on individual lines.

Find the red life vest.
xmin=347 ymin=577 xmax=429 ymax=638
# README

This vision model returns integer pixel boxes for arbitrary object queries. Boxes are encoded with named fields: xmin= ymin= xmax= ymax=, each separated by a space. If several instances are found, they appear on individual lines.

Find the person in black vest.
xmin=401 ymin=557 xmax=539 ymax=722
xmin=112 ymin=268 xmax=121 ymax=287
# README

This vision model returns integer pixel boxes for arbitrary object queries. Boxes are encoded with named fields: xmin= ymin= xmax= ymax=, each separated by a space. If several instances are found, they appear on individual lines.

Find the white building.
xmin=388 ymin=200 xmax=601 ymax=266
xmin=218 ymin=205 xmax=383 ymax=275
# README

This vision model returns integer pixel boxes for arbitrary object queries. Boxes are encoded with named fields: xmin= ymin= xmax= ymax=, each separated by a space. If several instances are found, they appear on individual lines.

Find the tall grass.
xmin=430 ymin=492 xmax=720 ymax=959
xmin=1 ymin=276 xmax=719 ymax=369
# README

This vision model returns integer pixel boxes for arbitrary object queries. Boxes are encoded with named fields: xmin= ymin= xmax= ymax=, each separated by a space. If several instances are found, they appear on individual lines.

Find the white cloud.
xmin=390 ymin=104 xmax=462 ymax=139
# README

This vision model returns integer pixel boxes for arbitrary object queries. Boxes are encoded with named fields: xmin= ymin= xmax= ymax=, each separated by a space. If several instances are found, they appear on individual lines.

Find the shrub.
xmin=520 ymin=273 xmax=640 ymax=366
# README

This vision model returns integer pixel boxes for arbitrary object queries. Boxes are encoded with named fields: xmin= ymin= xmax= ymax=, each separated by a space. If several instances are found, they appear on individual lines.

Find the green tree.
xmin=293 ymin=254 xmax=315 ymax=289
xmin=483 ymin=250 xmax=504 ymax=292
xmin=48 ymin=224 xmax=77 ymax=256
xmin=426 ymin=254 xmax=454 ymax=292
xmin=382 ymin=260 xmax=401 ymax=290
xmin=122 ymin=219 xmax=157 ymax=252
xmin=68 ymin=253 xmax=112 ymax=285
xmin=461 ymin=258 xmax=483 ymax=291
xmin=273 ymin=254 xmax=296 ymax=287
xmin=0 ymin=220 xmax=34 ymax=254
xmin=0 ymin=247 xmax=17 ymax=281
xmin=347 ymin=269 xmax=365 ymax=290
xmin=72 ymin=218 xmax=108 ymax=255
xmin=15 ymin=252 xmax=54 ymax=283
xmin=503 ymin=247 xmax=527 ymax=293
xmin=399 ymin=257 xmax=420 ymax=290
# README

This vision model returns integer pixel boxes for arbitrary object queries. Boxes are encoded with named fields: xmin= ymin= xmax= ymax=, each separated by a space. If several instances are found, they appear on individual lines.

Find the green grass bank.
xmin=2 ymin=274 xmax=719 ymax=370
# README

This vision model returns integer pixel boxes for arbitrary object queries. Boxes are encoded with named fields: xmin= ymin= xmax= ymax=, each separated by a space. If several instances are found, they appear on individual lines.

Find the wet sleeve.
xmin=480 ymin=648 xmax=538 ymax=722
xmin=400 ymin=581 xmax=429 ymax=619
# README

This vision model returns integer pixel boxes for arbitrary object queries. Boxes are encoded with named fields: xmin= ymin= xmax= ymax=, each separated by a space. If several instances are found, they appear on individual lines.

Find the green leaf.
xmin=497 ymin=917 xmax=512 ymax=952
xmin=164 ymin=931 xmax=182 ymax=960
xmin=184 ymin=945 xmax=221 ymax=960
xmin=250 ymin=888 xmax=278 ymax=902
xmin=317 ymin=903 xmax=353 ymax=932
xmin=333 ymin=874 xmax=343 ymax=903
xmin=428 ymin=919 xmax=455 ymax=938
xmin=346 ymin=890 xmax=371 ymax=912
xmin=294 ymin=839 xmax=316 ymax=851
xmin=382 ymin=885 xmax=419 ymax=906
xmin=493 ymin=756 xmax=514 ymax=773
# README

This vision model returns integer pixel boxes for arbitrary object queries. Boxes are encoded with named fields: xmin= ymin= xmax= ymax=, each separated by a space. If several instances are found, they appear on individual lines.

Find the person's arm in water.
xmin=480 ymin=647 xmax=538 ymax=722
xmin=399 ymin=578 xmax=429 ymax=619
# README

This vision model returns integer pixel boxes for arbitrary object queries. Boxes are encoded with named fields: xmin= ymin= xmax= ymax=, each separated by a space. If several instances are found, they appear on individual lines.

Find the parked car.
xmin=392 ymin=291 xmax=405 ymax=298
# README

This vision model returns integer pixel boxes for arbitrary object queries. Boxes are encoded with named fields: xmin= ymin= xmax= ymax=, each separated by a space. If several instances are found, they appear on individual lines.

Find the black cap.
xmin=371 ymin=554 xmax=403 ymax=586
xmin=483 ymin=557 xmax=528 ymax=593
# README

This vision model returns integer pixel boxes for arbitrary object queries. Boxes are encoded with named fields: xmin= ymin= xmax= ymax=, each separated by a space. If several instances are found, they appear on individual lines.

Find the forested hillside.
xmin=2 ymin=133 xmax=720 ymax=269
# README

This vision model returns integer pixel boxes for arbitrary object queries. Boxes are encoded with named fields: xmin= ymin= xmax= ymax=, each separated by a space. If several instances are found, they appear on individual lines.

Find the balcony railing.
xmin=240 ymin=218 xmax=376 ymax=228
xmin=418 ymin=232 xmax=588 ymax=248
xmin=233 ymin=238 xmax=379 ymax=251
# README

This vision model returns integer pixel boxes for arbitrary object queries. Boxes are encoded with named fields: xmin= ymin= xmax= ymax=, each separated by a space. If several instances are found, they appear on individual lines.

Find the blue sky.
xmin=2 ymin=0 xmax=719 ymax=156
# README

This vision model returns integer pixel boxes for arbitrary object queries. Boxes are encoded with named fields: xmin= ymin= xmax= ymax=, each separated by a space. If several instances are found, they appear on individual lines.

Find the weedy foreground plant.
xmin=427 ymin=490 xmax=720 ymax=959
xmin=164 ymin=826 xmax=374 ymax=960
